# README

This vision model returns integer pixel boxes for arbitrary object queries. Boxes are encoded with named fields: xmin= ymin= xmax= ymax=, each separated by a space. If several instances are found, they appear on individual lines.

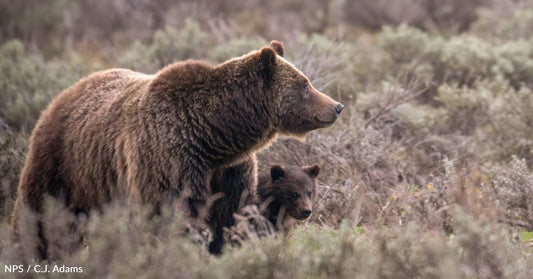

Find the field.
xmin=1 ymin=0 xmax=533 ymax=278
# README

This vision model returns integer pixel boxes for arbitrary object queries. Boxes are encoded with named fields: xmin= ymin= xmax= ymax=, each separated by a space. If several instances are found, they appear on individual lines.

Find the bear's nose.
xmin=302 ymin=210 xmax=312 ymax=217
xmin=335 ymin=104 xmax=344 ymax=115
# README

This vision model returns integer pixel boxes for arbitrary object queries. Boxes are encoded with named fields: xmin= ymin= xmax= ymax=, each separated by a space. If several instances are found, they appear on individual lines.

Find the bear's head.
xmin=260 ymin=164 xmax=320 ymax=220
xmin=239 ymin=41 xmax=344 ymax=136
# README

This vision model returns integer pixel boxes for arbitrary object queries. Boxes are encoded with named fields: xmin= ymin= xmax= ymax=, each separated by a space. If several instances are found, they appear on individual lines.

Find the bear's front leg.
xmin=181 ymin=168 xmax=211 ymax=219
xmin=208 ymin=156 xmax=257 ymax=254
xmin=155 ymin=155 xmax=212 ymax=219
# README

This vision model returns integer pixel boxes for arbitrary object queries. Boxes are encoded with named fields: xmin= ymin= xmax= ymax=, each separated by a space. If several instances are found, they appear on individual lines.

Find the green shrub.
xmin=434 ymin=83 xmax=493 ymax=134
xmin=0 ymin=40 xmax=88 ymax=132
xmin=495 ymin=40 xmax=533 ymax=88
xmin=450 ymin=207 xmax=532 ymax=278
xmin=344 ymin=0 xmax=488 ymax=33
xmin=210 ymin=37 xmax=267 ymax=63
xmin=379 ymin=25 xmax=533 ymax=88
xmin=0 ymin=126 xmax=27 ymax=222
xmin=473 ymin=4 xmax=533 ymax=41
xmin=291 ymin=34 xmax=358 ymax=99
xmin=2 ymin=203 xmax=531 ymax=279
xmin=119 ymin=20 xmax=209 ymax=73
xmin=0 ymin=0 xmax=72 ymax=55
xmin=0 ymin=40 xmax=55 ymax=131
xmin=484 ymin=84 xmax=533 ymax=163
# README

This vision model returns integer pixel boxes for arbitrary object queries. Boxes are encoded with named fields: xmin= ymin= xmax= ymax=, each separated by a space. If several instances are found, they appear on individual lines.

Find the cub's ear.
xmin=303 ymin=165 xmax=320 ymax=179
xmin=270 ymin=165 xmax=285 ymax=181
xmin=258 ymin=46 xmax=277 ymax=81
xmin=269 ymin=40 xmax=284 ymax=57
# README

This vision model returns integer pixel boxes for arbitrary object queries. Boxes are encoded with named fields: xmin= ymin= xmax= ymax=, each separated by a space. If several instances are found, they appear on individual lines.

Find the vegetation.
xmin=0 ymin=0 xmax=532 ymax=278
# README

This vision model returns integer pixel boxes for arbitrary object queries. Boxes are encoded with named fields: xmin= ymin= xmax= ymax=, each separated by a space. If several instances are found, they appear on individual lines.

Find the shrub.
xmin=490 ymin=157 xmax=533 ymax=230
xmin=0 ymin=40 xmax=88 ymax=132
xmin=344 ymin=0 xmax=488 ymax=33
xmin=473 ymin=1 xmax=533 ymax=41
xmin=118 ymin=20 xmax=209 ymax=73
xmin=429 ymin=81 xmax=533 ymax=165
xmin=495 ymin=40 xmax=533 ymax=89
xmin=291 ymin=34 xmax=357 ymax=99
xmin=210 ymin=37 xmax=267 ymax=63
xmin=0 ymin=40 xmax=57 ymax=131
xmin=450 ymin=207 xmax=532 ymax=278
xmin=481 ymin=83 xmax=533 ymax=164
xmin=379 ymin=25 xmax=533 ymax=89
xmin=434 ymin=83 xmax=493 ymax=135
xmin=2 ymin=202 xmax=531 ymax=279
xmin=0 ymin=0 xmax=72 ymax=55
xmin=0 ymin=125 xmax=27 ymax=222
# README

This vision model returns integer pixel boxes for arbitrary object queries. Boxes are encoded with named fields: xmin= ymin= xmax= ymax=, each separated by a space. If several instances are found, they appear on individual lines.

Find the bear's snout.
xmin=314 ymin=101 xmax=343 ymax=127
xmin=310 ymin=86 xmax=344 ymax=128
xmin=335 ymin=104 xmax=344 ymax=115
xmin=292 ymin=208 xmax=312 ymax=220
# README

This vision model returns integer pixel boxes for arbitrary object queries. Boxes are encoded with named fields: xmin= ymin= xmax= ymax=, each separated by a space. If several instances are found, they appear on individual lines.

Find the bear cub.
xmin=257 ymin=164 xmax=320 ymax=232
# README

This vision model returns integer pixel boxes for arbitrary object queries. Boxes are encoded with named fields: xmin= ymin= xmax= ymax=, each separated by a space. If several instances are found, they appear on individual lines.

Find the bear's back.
xmin=36 ymin=68 xmax=153 ymax=143
xmin=21 ymin=69 xmax=155 ymax=208
xmin=54 ymin=69 xmax=152 ymax=112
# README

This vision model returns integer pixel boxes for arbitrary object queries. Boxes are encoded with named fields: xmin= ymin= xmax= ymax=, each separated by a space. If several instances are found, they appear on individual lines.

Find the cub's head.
xmin=261 ymin=164 xmax=320 ymax=220
xmin=236 ymin=41 xmax=344 ymax=136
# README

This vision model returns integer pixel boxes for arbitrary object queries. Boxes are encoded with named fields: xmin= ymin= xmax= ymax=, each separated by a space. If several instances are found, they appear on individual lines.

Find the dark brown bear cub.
xmin=223 ymin=164 xmax=320 ymax=246
xmin=257 ymin=164 xmax=320 ymax=232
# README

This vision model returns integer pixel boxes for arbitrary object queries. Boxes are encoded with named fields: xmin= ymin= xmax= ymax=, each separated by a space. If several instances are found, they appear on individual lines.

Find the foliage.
xmin=490 ymin=157 xmax=533 ymax=230
xmin=473 ymin=1 xmax=533 ymax=41
xmin=119 ymin=20 xmax=209 ymax=73
xmin=0 ymin=40 xmax=89 ymax=132
xmin=344 ymin=0 xmax=489 ymax=33
xmin=0 ymin=0 xmax=73 ymax=55
xmin=379 ymin=25 xmax=533 ymax=88
xmin=0 ymin=125 xmax=27 ymax=222
xmin=210 ymin=37 xmax=267 ymax=63
xmin=2 ymin=205 xmax=531 ymax=279
xmin=291 ymin=34 xmax=357 ymax=98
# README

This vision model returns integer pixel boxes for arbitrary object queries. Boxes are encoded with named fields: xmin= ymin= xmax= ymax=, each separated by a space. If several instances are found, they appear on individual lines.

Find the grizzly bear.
xmin=223 ymin=164 xmax=320 ymax=246
xmin=12 ymin=40 xmax=343 ymax=258
xmin=257 ymin=164 xmax=320 ymax=232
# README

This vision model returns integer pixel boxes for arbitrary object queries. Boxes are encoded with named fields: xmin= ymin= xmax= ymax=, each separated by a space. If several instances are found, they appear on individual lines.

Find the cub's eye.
xmin=307 ymin=191 xmax=312 ymax=198
xmin=291 ymin=192 xmax=299 ymax=199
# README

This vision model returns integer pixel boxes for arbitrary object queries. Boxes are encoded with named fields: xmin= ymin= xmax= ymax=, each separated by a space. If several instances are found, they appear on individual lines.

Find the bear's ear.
xmin=303 ymin=165 xmax=320 ymax=179
xmin=258 ymin=46 xmax=277 ymax=82
xmin=270 ymin=165 xmax=285 ymax=181
xmin=269 ymin=40 xmax=284 ymax=57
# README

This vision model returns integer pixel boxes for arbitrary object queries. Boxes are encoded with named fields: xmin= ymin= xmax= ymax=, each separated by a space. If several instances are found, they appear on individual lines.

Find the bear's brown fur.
xmin=12 ymin=41 xmax=343 ymax=258
xmin=257 ymin=164 xmax=320 ymax=232
xmin=208 ymin=157 xmax=257 ymax=254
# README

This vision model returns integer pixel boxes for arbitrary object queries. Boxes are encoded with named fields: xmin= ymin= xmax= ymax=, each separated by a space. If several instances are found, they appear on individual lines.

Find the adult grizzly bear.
xmin=12 ymin=41 xmax=344 ymax=258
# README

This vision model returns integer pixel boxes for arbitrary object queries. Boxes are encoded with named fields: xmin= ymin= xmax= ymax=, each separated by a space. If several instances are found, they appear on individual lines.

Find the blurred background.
xmin=1 ymin=0 xmax=533 ymax=278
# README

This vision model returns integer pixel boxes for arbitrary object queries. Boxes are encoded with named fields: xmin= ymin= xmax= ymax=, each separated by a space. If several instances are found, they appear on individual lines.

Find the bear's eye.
xmin=307 ymin=191 xmax=312 ymax=198
xmin=302 ymin=87 xmax=310 ymax=98
xmin=291 ymin=192 xmax=299 ymax=199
